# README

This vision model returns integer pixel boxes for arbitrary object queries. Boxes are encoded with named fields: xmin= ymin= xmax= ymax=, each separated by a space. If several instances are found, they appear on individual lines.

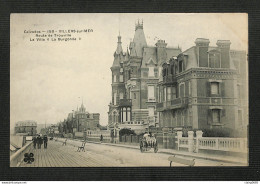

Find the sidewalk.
xmin=86 ymin=140 xmax=248 ymax=165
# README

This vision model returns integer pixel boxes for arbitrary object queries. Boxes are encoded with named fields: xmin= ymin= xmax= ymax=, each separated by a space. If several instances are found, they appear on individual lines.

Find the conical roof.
xmin=130 ymin=21 xmax=147 ymax=57
xmin=112 ymin=35 xmax=124 ymax=68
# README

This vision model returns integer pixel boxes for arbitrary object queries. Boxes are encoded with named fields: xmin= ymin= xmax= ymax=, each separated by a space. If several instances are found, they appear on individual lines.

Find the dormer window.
xmin=148 ymin=67 xmax=154 ymax=77
xmin=179 ymin=60 xmax=184 ymax=73
xmin=209 ymin=52 xmax=220 ymax=68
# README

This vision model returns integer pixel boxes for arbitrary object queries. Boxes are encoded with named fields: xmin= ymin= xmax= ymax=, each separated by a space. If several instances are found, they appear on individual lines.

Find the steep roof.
xmin=130 ymin=22 xmax=147 ymax=57
xmin=141 ymin=47 xmax=181 ymax=67
xmin=112 ymin=35 xmax=124 ymax=68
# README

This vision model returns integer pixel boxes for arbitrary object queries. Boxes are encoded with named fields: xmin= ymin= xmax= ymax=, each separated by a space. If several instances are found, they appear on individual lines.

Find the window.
xmin=179 ymin=83 xmax=185 ymax=97
xmin=120 ymin=68 xmax=123 ymax=73
xmin=113 ymin=93 xmax=117 ymax=105
xmin=120 ymin=92 xmax=123 ymax=99
xmin=237 ymin=84 xmax=241 ymax=99
xmin=211 ymin=82 xmax=219 ymax=95
xmin=179 ymin=60 xmax=183 ymax=73
xmin=120 ymin=75 xmax=123 ymax=82
xmin=148 ymin=67 xmax=154 ymax=77
xmin=238 ymin=110 xmax=242 ymax=125
xmin=189 ymin=81 xmax=191 ymax=96
xmin=163 ymin=68 xmax=167 ymax=77
xmin=167 ymin=87 xmax=171 ymax=101
xmin=113 ymin=75 xmax=117 ymax=82
xmin=143 ymin=71 xmax=148 ymax=78
xmin=154 ymin=69 xmax=158 ymax=78
xmin=129 ymin=87 xmax=131 ymax=99
xmin=212 ymin=109 xmax=220 ymax=123
xmin=164 ymin=87 xmax=167 ymax=102
xmin=209 ymin=53 xmax=220 ymax=68
xmin=181 ymin=111 xmax=185 ymax=126
xmin=171 ymin=65 xmax=175 ymax=75
xmin=148 ymin=107 xmax=155 ymax=117
xmin=134 ymin=93 xmax=136 ymax=99
xmin=172 ymin=86 xmax=176 ymax=99
xmin=158 ymin=67 xmax=162 ymax=77
xmin=148 ymin=86 xmax=155 ymax=100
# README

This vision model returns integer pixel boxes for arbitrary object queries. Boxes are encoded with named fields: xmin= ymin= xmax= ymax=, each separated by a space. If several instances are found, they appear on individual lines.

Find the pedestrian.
xmin=100 ymin=134 xmax=103 ymax=143
xmin=36 ymin=135 xmax=41 ymax=149
xmin=39 ymin=136 xmax=43 ymax=149
xmin=43 ymin=135 xmax=48 ymax=149
xmin=33 ymin=136 xmax=37 ymax=149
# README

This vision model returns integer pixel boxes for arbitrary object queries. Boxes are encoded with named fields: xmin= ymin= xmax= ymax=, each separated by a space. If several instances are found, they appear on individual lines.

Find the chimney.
xmin=195 ymin=38 xmax=210 ymax=67
xmin=156 ymin=40 xmax=167 ymax=66
xmin=195 ymin=38 xmax=210 ymax=47
xmin=217 ymin=40 xmax=231 ymax=68
xmin=155 ymin=40 xmax=167 ymax=48
xmin=216 ymin=40 xmax=231 ymax=49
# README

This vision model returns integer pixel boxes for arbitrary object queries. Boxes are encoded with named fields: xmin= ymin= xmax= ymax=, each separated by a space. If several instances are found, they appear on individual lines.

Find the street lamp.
xmin=72 ymin=110 xmax=74 ymax=133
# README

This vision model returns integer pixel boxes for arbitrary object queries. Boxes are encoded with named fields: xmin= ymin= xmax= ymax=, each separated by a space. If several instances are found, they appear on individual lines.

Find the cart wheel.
xmin=140 ymin=141 xmax=144 ymax=153
xmin=154 ymin=145 xmax=158 ymax=153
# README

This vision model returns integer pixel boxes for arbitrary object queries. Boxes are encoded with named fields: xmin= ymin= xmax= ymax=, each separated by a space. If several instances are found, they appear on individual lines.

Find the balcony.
xmin=119 ymin=99 xmax=132 ymax=107
xmin=163 ymin=75 xmax=177 ymax=84
xmin=156 ymin=97 xmax=189 ymax=112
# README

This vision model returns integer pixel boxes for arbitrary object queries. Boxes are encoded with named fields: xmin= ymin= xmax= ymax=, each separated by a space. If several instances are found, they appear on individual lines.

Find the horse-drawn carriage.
xmin=140 ymin=134 xmax=158 ymax=153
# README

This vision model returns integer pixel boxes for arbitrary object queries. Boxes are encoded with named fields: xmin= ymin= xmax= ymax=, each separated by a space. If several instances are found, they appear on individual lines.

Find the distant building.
xmin=108 ymin=21 xmax=181 ymax=133
xmin=157 ymin=38 xmax=248 ymax=135
xmin=74 ymin=103 xmax=100 ymax=132
xmin=14 ymin=120 xmax=37 ymax=136
xmin=60 ymin=103 xmax=101 ymax=134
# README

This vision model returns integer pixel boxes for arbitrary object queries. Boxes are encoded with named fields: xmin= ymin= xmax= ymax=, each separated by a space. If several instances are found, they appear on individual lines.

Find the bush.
xmin=119 ymin=128 xmax=136 ymax=136
xmin=200 ymin=128 xmax=231 ymax=137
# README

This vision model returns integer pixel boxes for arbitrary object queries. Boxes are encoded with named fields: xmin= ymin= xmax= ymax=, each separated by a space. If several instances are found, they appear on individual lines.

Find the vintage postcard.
xmin=10 ymin=13 xmax=248 ymax=167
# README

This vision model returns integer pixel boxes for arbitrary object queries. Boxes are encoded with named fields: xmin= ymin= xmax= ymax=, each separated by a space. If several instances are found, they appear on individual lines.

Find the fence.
xmin=177 ymin=131 xmax=248 ymax=153
xmin=10 ymin=141 xmax=33 ymax=167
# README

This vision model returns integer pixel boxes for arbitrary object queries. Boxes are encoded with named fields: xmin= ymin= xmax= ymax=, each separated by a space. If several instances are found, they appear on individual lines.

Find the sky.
xmin=10 ymin=13 xmax=248 ymax=129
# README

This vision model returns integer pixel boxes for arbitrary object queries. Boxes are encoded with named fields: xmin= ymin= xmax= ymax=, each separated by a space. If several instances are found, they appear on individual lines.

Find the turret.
xmin=112 ymin=34 xmax=124 ymax=68
xmin=130 ymin=20 xmax=147 ymax=57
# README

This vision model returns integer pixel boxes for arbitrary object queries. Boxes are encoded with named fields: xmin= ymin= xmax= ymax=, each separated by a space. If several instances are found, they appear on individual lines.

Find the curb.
xmin=86 ymin=140 xmax=247 ymax=165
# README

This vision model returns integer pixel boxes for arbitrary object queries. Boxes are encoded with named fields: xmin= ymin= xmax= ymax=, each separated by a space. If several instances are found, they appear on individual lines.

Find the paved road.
xmin=19 ymin=140 xmax=244 ymax=167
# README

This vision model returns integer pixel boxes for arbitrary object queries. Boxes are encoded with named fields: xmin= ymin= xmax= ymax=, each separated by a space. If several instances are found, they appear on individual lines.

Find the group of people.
xmin=33 ymin=135 xmax=48 ymax=149
xmin=143 ymin=132 xmax=156 ymax=147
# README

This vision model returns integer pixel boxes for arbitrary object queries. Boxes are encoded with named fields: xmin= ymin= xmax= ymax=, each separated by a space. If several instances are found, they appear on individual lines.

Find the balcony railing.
xmin=119 ymin=99 xmax=132 ymax=107
xmin=156 ymin=97 xmax=189 ymax=111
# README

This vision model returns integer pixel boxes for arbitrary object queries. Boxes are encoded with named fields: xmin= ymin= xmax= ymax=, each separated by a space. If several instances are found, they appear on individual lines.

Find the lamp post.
xmin=72 ymin=110 xmax=74 ymax=133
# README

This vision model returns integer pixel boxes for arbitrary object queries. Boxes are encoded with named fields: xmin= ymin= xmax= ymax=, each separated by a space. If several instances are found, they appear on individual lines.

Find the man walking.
xmin=33 ymin=136 xmax=37 ymax=149
xmin=36 ymin=135 xmax=41 ymax=149
xmin=43 ymin=135 xmax=48 ymax=149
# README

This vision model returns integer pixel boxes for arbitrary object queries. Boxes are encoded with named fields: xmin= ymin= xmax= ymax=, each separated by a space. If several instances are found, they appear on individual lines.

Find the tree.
xmin=119 ymin=128 xmax=136 ymax=136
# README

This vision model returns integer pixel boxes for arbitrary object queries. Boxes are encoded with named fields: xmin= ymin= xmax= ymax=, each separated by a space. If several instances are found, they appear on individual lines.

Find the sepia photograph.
xmin=10 ymin=13 xmax=248 ymax=167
